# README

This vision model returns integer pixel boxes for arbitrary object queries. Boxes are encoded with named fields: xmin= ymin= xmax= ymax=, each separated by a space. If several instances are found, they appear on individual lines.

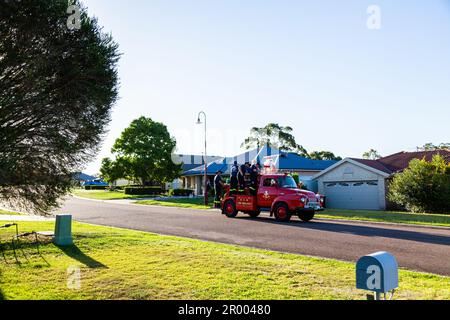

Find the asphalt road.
xmin=59 ymin=197 xmax=450 ymax=276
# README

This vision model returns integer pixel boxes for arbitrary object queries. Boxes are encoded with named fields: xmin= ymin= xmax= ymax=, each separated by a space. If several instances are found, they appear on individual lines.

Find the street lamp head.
xmin=197 ymin=111 xmax=206 ymax=125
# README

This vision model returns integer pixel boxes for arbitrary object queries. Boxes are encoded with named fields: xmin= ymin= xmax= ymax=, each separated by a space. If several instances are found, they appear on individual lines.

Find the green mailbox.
xmin=54 ymin=214 xmax=73 ymax=246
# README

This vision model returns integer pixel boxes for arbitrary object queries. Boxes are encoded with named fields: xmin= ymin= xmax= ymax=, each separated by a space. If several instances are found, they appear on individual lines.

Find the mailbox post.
xmin=356 ymin=252 xmax=398 ymax=300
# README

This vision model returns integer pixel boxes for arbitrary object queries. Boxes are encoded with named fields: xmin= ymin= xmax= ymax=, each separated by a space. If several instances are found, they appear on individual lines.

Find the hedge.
xmin=124 ymin=186 xmax=162 ymax=195
xmin=168 ymin=189 xmax=194 ymax=197
xmin=84 ymin=185 xmax=107 ymax=190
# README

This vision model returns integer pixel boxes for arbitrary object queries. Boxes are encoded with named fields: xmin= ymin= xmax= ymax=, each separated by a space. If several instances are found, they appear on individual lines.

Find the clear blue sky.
xmin=81 ymin=0 xmax=450 ymax=174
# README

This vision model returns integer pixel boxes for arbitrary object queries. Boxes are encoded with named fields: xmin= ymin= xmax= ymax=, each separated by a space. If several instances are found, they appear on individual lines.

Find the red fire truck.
xmin=221 ymin=173 xmax=324 ymax=222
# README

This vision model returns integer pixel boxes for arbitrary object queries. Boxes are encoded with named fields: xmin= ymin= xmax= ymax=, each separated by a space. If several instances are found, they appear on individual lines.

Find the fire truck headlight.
xmin=300 ymin=197 xmax=307 ymax=203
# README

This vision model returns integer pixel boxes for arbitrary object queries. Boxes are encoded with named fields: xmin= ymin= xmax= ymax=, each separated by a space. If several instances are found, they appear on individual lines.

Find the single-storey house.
xmin=167 ymin=154 xmax=222 ymax=189
xmin=313 ymin=150 xmax=450 ymax=211
xmin=182 ymin=146 xmax=338 ymax=195
xmin=111 ymin=154 xmax=222 ymax=188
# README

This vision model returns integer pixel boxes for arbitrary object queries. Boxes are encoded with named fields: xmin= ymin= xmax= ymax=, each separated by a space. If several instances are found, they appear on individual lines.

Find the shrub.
xmin=388 ymin=155 xmax=450 ymax=214
xmin=84 ymin=185 xmax=107 ymax=190
xmin=169 ymin=189 xmax=194 ymax=197
xmin=291 ymin=173 xmax=300 ymax=184
xmin=291 ymin=173 xmax=308 ymax=190
xmin=168 ymin=189 xmax=194 ymax=197
xmin=124 ymin=187 xmax=162 ymax=195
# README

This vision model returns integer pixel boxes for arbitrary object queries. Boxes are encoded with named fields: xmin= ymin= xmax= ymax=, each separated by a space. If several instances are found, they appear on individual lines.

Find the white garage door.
xmin=324 ymin=181 xmax=380 ymax=210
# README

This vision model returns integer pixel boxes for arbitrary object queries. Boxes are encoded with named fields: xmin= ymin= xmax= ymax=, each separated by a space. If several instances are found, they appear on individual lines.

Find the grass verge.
xmin=135 ymin=197 xmax=215 ymax=210
xmin=0 ymin=220 xmax=449 ymax=300
xmin=0 ymin=209 xmax=20 ymax=216
xmin=72 ymin=189 xmax=157 ymax=201
xmin=317 ymin=209 xmax=450 ymax=228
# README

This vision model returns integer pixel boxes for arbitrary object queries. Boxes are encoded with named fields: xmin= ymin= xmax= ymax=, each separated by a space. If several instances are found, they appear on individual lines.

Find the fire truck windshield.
xmin=277 ymin=176 xmax=298 ymax=189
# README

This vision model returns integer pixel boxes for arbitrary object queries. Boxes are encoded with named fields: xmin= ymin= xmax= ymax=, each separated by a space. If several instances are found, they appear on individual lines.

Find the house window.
xmin=339 ymin=183 xmax=350 ymax=187
xmin=353 ymin=182 xmax=364 ymax=187
xmin=326 ymin=183 xmax=337 ymax=187
xmin=366 ymin=181 xmax=378 ymax=186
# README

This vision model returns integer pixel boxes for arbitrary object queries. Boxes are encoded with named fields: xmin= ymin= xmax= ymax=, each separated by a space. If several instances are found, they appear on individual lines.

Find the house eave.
xmin=312 ymin=158 xmax=391 ymax=180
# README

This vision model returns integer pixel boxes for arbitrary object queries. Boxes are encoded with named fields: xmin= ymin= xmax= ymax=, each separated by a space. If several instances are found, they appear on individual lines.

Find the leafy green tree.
xmin=388 ymin=155 xmax=450 ymax=214
xmin=99 ymin=157 xmax=130 ymax=186
xmin=363 ymin=149 xmax=382 ymax=160
xmin=439 ymin=143 xmax=450 ymax=150
xmin=0 ymin=0 xmax=120 ymax=214
xmin=241 ymin=123 xmax=308 ymax=156
xmin=418 ymin=143 xmax=450 ymax=151
xmin=111 ymin=117 xmax=182 ymax=185
xmin=309 ymin=151 xmax=342 ymax=161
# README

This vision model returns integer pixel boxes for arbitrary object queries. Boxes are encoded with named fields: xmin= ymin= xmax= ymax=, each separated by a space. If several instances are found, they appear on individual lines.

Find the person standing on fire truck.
xmin=230 ymin=161 xmax=239 ymax=195
xmin=238 ymin=163 xmax=247 ymax=194
xmin=213 ymin=170 xmax=224 ymax=208
xmin=249 ymin=161 xmax=260 ymax=195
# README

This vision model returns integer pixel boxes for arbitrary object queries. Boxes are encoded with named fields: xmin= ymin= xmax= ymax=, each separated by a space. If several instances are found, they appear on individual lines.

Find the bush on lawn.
xmin=168 ymin=189 xmax=194 ymax=197
xmin=388 ymin=155 xmax=450 ymax=214
xmin=124 ymin=187 xmax=162 ymax=196
xmin=84 ymin=186 xmax=107 ymax=190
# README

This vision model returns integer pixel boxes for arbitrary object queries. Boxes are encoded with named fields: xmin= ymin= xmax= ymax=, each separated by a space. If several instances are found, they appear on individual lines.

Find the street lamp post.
xmin=197 ymin=111 xmax=208 ymax=206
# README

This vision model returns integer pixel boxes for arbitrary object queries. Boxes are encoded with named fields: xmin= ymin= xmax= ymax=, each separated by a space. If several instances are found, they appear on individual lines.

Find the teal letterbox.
xmin=356 ymin=251 xmax=398 ymax=294
xmin=54 ymin=214 xmax=73 ymax=246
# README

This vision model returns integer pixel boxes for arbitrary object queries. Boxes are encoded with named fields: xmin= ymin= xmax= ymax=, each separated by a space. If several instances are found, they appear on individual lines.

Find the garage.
xmin=323 ymin=181 xmax=380 ymax=210
xmin=313 ymin=158 xmax=391 ymax=211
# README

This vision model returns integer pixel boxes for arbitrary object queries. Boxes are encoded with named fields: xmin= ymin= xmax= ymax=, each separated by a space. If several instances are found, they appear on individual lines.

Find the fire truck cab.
xmin=221 ymin=173 xmax=324 ymax=222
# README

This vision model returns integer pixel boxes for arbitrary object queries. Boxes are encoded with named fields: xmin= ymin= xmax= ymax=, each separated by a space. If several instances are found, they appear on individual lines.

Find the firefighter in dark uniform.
xmin=249 ymin=161 xmax=260 ymax=196
xmin=213 ymin=170 xmax=224 ymax=208
xmin=238 ymin=163 xmax=247 ymax=194
xmin=230 ymin=161 xmax=239 ymax=195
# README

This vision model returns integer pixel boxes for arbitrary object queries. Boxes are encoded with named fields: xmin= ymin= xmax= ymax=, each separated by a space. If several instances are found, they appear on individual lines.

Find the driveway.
xmin=59 ymin=197 xmax=450 ymax=276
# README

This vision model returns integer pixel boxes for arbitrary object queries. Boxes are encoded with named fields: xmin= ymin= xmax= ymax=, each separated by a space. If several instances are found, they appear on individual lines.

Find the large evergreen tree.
xmin=309 ymin=151 xmax=342 ymax=161
xmin=0 ymin=0 xmax=120 ymax=214
xmin=241 ymin=123 xmax=308 ymax=156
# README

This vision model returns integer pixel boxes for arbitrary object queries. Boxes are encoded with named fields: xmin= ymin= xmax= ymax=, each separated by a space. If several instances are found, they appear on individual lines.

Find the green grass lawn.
xmin=0 ymin=209 xmax=20 ymax=216
xmin=135 ymin=197 xmax=215 ymax=210
xmin=317 ymin=209 xmax=450 ymax=228
xmin=72 ymin=189 xmax=158 ymax=200
xmin=0 ymin=220 xmax=449 ymax=300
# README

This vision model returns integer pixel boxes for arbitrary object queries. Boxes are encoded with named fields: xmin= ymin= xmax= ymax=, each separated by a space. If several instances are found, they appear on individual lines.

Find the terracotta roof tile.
xmin=352 ymin=150 xmax=450 ymax=175
xmin=350 ymin=158 xmax=393 ymax=174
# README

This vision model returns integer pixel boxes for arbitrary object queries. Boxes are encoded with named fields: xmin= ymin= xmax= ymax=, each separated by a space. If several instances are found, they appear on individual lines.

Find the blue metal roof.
xmin=73 ymin=172 xmax=97 ymax=181
xmin=278 ymin=153 xmax=338 ymax=171
xmin=182 ymin=147 xmax=338 ymax=176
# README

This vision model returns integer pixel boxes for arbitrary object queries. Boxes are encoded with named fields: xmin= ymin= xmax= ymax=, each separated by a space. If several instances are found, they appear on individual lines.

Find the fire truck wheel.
xmin=298 ymin=212 xmax=315 ymax=222
xmin=223 ymin=199 xmax=238 ymax=218
xmin=247 ymin=211 xmax=261 ymax=218
xmin=274 ymin=203 xmax=291 ymax=222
